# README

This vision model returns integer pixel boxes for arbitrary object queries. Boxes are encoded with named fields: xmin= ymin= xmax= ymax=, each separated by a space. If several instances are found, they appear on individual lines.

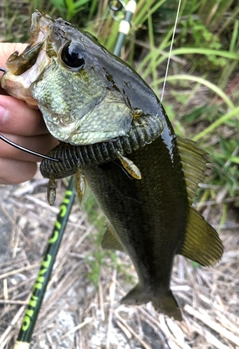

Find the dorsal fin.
xmin=101 ymin=224 xmax=125 ymax=251
xmin=179 ymin=207 xmax=223 ymax=266
xmin=176 ymin=136 xmax=208 ymax=203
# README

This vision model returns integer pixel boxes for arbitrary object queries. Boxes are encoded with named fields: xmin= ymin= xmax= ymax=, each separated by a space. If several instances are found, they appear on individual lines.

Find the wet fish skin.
xmin=83 ymin=116 xmax=223 ymax=320
xmin=83 ymin=119 xmax=185 ymax=319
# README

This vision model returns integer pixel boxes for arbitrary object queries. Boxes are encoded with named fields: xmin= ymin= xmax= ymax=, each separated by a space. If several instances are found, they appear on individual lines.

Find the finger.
xmin=0 ymin=133 xmax=59 ymax=162
xmin=0 ymin=158 xmax=37 ymax=184
xmin=0 ymin=95 xmax=49 ymax=136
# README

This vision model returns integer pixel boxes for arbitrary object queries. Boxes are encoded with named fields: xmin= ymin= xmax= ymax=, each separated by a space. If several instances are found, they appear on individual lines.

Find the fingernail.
xmin=0 ymin=105 xmax=8 ymax=125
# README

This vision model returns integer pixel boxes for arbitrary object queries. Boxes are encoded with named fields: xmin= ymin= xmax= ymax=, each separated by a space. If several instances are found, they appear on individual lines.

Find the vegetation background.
xmin=0 ymin=0 xmax=239 ymax=348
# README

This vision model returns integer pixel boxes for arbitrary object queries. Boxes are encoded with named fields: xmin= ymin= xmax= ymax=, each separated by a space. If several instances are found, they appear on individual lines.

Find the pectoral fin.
xmin=101 ymin=224 xmax=124 ymax=251
xmin=180 ymin=207 xmax=223 ymax=266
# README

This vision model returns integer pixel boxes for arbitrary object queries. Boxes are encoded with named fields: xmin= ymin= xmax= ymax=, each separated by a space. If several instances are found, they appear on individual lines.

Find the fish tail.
xmin=151 ymin=290 xmax=182 ymax=321
xmin=120 ymin=284 xmax=182 ymax=321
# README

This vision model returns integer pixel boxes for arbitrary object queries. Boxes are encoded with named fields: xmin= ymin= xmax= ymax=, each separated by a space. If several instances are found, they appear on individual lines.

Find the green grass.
xmin=2 ymin=0 xmax=239 ymax=218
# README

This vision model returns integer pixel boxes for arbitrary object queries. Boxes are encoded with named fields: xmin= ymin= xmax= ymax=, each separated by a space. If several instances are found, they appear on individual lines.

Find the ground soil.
xmin=0 ymin=174 xmax=239 ymax=348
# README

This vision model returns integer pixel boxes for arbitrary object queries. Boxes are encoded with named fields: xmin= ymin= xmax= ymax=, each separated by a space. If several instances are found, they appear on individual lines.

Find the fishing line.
xmin=160 ymin=0 xmax=182 ymax=103
xmin=0 ymin=134 xmax=60 ymax=162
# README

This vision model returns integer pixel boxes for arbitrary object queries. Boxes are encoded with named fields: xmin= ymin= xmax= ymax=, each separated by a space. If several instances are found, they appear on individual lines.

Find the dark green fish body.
xmin=0 ymin=11 xmax=223 ymax=320
xmin=82 ymin=114 xmax=223 ymax=320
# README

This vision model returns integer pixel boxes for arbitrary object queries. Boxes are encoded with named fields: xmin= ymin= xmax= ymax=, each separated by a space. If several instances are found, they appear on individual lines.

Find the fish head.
xmin=1 ymin=10 xmax=133 ymax=144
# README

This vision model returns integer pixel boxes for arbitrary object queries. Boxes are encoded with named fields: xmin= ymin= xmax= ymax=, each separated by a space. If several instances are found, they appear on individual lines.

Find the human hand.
xmin=0 ymin=43 xmax=58 ymax=184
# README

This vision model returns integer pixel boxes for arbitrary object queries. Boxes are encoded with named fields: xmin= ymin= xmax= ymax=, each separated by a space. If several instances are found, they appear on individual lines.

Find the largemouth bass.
xmin=1 ymin=11 xmax=223 ymax=320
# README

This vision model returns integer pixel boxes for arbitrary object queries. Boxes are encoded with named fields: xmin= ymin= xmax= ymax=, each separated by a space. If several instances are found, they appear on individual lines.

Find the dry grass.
xmin=0 ymin=171 xmax=239 ymax=349
xmin=0 ymin=1 xmax=239 ymax=348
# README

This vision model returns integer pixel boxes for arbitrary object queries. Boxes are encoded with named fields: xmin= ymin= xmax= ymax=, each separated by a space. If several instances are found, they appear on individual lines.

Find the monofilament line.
xmin=0 ymin=134 xmax=60 ymax=162
xmin=160 ymin=0 xmax=182 ymax=103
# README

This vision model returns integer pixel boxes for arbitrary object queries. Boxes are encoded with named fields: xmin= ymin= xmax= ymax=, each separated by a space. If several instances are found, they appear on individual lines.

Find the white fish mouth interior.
xmin=1 ymin=48 xmax=50 ymax=105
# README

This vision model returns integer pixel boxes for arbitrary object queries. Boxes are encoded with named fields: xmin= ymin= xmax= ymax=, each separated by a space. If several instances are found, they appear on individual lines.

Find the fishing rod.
xmin=110 ymin=0 xmax=137 ymax=56
xmin=13 ymin=1 xmax=137 ymax=348
xmin=14 ymin=177 xmax=75 ymax=349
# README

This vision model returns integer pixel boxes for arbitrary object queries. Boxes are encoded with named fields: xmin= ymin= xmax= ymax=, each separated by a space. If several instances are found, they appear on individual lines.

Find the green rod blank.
xmin=14 ymin=177 xmax=75 ymax=348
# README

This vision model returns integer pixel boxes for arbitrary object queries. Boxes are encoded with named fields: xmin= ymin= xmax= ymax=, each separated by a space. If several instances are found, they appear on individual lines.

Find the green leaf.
xmin=229 ymin=157 xmax=239 ymax=165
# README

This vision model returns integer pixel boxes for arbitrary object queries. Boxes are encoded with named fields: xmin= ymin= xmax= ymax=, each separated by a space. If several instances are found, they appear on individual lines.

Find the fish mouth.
xmin=30 ymin=10 xmax=54 ymax=43
xmin=6 ymin=11 xmax=52 ymax=76
xmin=0 ymin=11 xmax=53 ymax=105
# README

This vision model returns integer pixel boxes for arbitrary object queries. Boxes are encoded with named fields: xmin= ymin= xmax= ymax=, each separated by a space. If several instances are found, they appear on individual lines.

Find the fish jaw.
xmin=1 ymin=47 xmax=50 ymax=107
xmin=121 ymin=283 xmax=182 ymax=321
xmin=0 ymin=12 xmax=54 ymax=106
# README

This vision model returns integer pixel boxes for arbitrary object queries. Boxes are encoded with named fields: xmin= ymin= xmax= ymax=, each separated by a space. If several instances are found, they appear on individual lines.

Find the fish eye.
xmin=61 ymin=42 xmax=85 ymax=69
